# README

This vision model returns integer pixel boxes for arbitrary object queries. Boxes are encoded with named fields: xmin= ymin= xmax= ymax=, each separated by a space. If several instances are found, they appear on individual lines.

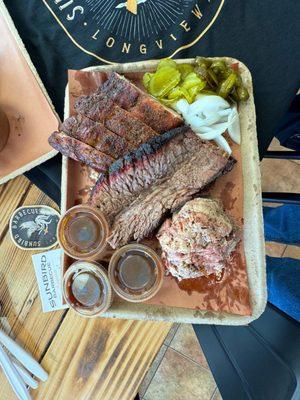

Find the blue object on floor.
xmin=263 ymin=205 xmax=300 ymax=245
xmin=264 ymin=205 xmax=300 ymax=321
xmin=267 ymin=256 xmax=300 ymax=323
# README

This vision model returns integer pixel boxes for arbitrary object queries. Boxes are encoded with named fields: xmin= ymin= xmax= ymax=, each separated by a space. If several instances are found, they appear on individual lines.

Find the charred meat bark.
xmin=89 ymin=126 xmax=235 ymax=248
xmin=89 ymin=126 xmax=191 ymax=218
xmin=49 ymin=131 xmax=114 ymax=171
xmin=49 ymin=72 xmax=183 ymax=169
xmin=107 ymin=151 xmax=234 ymax=248
xmin=90 ymin=126 xmax=234 ymax=219
xmin=97 ymin=72 xmax=183 ymax=133
xmin=60 ymin=115 xmax=131 ymax=158
xmin=74 ymin=94 xmax=158 ymax=147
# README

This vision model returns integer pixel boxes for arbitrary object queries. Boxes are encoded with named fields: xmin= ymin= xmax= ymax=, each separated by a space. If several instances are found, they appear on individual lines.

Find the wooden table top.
xmin=0 ymin=176 xmax=171 ymax=400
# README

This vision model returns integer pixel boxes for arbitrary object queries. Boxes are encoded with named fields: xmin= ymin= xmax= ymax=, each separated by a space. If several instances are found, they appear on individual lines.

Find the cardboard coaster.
xmin=10 ymin=205 xmax=60 ymax=250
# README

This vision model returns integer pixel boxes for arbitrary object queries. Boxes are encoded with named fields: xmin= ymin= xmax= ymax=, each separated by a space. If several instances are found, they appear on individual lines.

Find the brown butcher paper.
xmin=63 ymin=66 xmax=251 ymax=317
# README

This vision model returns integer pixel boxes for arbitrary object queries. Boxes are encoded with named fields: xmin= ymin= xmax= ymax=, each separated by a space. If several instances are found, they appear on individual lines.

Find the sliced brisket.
xmin=90 ymin=126 xmax=194 ymax=218
xmin=107 ymin=150 xmax=234 ymax=248
xmin=48 ymin=131 xmax=114 ymax=171
xmin=74 ymin=93 xmax=158 ymax=147
xmin=97 ymin=72 xmax=183 ymax=133
xmin=60 ymin=115 xmax=130 ymax=159
xmin=89 ymin=126 xmax=235 ymax=248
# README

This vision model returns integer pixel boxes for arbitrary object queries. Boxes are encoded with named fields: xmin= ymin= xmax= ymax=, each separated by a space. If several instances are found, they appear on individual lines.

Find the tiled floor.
xmin=140 ymin=323 xmax=218 ymax=400
xmin=138 ymin=137 xmax=300 ymax=400
xmin=262 ymin=137 xmax=300 ymax=261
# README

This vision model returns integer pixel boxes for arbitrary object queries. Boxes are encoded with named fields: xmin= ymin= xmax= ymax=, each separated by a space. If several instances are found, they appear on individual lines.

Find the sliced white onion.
xmin=227 ymin=106 xmax=241 ymax=144
xmin=175 ymin=99 xmax=189 ymax=115
xmin=190 ymin=95 xmax=229 ymax=113
xmin=195 ymin=124 xmax=229 ymax=140
xmin=214 ymin=135 xmax=232 ymax=155
xmin=218 ymin=109 xmax=232 ymax=117
xmin=175 ymin=95 xmax=240 ymax=154
xmin=191 ymin=113 xmax=224 ymax=127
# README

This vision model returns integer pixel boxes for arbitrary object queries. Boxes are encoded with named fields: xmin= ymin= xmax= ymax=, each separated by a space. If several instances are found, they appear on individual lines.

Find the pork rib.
xmin=97 ymin=72 xmax=183 ymax=133
xmin=49 ymin=131 xmax=114 ymax=171
xmin=74 ymin=93 xmax=158 ymax=147
xmin=60 ymin=115 xmax=131 ymax=159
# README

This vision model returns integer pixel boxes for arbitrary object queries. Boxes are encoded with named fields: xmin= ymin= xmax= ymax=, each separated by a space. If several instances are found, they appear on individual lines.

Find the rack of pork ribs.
xmin=49 ymin=72 xmax=235 ymax=248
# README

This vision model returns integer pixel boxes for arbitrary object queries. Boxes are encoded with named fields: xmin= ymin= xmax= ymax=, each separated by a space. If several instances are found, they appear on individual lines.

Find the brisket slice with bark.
xmin=74 ymin=93 xmax=158 ymax=147
xmin=107 ymin=152 xmax=234 ymax=248
xmin=90 ymin=126 xmax=195 ymax=217
xmin=89 ymin=126 xmax=235 ymax=248
xmin=107 ymin=157 xmax=234 ymax=248
xmin=48 ymin=131 xmax=114 ymax=172
xmin=60 ymin=115 xmax=131 ymax=159
xmin=97 ymin=72 xmax=183 ymax=133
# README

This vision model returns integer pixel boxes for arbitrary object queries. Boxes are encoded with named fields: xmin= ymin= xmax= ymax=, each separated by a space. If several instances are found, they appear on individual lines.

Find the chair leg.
xmin=193 ymin=304 xmax=300 ymax=400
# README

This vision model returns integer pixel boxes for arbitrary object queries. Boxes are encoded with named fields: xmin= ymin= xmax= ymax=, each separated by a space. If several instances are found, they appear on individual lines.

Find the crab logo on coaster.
xmin=10 ymin=206 xmax=60 ymax=250
xmin=43 ymin=0 xmax=224 ymax=64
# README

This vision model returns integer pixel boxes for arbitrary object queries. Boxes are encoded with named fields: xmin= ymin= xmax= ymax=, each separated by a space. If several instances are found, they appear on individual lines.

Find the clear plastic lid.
xmin=57 ymin=205 xmax=109 ymax=261
xmin=108 ymin=243 xmax=163 ymax=303
xmin=63 ymin=260 xmax=113 ymax=317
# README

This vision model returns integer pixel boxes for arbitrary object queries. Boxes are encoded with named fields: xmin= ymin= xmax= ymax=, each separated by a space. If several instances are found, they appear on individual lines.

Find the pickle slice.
xmin=148 ymin=67 xmax=181 ymax=98
xmin=160 ymin=98 xmax=177 ymax=107
xmin=142 ymin=58 xmax=249 ymax=105
xmin=181 ymin=72 xmax=206 ymax=90
xmin=167 ymin=86 xmax=193 ymax=103
xmin=157 ymin=58 xmax=177 ymax=70
xmin=188 ymin=86 xmax=201 ymax=101
xmin=177 ymin=63 xmax=194 ymax=79
xmin=142 ymin=72 xmax=154 ymax=89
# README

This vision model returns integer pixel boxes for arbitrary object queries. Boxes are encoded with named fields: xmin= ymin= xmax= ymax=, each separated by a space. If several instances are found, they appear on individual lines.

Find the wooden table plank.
xmin=34 ymin=312 xmax=171 ymax=400
xmin=0 ymin=181 xmax=64 ymax=399
xmin=0 ymin=178 xmax=171 ymax=400
xmin=0 ymin=175 xmax=30 ymax=236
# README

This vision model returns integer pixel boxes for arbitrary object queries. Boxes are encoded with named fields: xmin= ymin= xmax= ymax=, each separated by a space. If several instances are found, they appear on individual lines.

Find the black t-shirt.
xmin=4 ymin=1 xmax=300 ymax=201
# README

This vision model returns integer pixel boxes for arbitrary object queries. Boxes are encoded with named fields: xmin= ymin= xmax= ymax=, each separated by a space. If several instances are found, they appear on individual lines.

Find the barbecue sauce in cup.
xmin=63 ymin=260 xmax=112 ymax=317
xmin=58 ymin=205 xmax=109 ymax=261
xmin=108 ymin=244 xmax=163 ymax=302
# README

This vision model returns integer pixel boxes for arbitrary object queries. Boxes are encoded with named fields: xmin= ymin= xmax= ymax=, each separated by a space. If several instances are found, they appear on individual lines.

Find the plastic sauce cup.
xmin=108 ymin=243 xmax=163 ymax=303
xmin=57 ymin=205 xmax=109 ymax=261
xmin=63 ymin=260 xmax=113 ymax=317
